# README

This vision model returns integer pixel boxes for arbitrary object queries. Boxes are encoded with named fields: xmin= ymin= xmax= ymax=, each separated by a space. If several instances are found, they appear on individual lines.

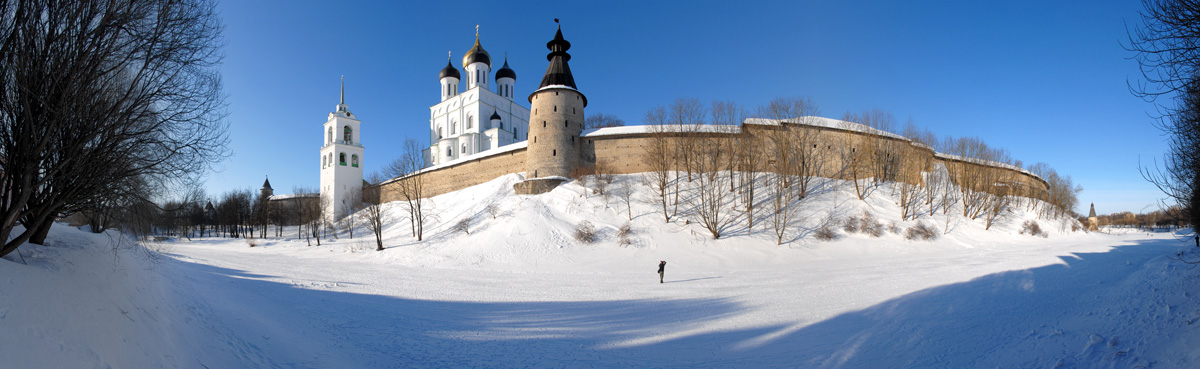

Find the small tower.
xmin=495 ymin=55 xmax=516 ymax=100
xmin=516 ymin=19 xmax=586 ymax=194
xmin=319 ymin=76 xmax=364 ymax=219
xmin=260 ymin=176 xmax=274 ymax=199
xmin=489 ymin=111 xmax=503 ymax=130
xmin=439 ymin=52 xmax=460 ymax=101
xmin=463 ymin=25 xmax=491 ymax=91
xmin=1087 ymin=203 xmax=1099 ymax=231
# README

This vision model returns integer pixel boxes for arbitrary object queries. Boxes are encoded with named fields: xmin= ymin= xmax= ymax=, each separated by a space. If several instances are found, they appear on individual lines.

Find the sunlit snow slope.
xmin=3 ymin=174 xmax=1199 ymax=368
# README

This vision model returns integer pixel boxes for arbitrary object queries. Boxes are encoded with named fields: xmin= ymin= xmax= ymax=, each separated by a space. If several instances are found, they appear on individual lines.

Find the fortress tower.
xmin=319 ymin=77 xmax=364 ymax=219
xmin=515 ymin=20 xmax=587 ymax=194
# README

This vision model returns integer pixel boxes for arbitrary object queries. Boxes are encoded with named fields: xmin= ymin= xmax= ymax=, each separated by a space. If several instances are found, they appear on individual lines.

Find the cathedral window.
xmin=447 ymin=147 xmax=452 ymax=157
xmin=343 ymin=126 xmax=352 ymax=143
xmin=327 ymin=127 xmax=333 ymax=144
xmin=461 ymin=143 xmax=467 ymax=154
xmin=352 ymin=154 xmax=359 ymax=167
xmin=467 ymin=115 xmax=473 ymax=129
xmin=339 ymin=153 xmax=346 ymax=166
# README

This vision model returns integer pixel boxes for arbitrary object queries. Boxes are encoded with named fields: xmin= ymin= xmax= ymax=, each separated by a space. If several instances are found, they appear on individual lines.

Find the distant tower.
xmin=1088 ymin=203 xmax=1099 ymax=231
xmin=319 ymin=77 xmax=364 ymax=219
xmin=516 ymin=19 xmax=586 ymax=194
xmin=260 ymin=176 xmax=274 ymax=199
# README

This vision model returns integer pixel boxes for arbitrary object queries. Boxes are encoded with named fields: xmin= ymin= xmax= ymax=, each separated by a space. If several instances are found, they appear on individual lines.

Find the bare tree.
xmin=712 ymin=100 xmax=750 ymax=230
xmin=840 ymin=110 xmax=900 ymax=200
xmin=295 ymin=187 xmax=322 ymax=246
xmin=669 ymin=98 xmax=706 ymax=183
xmin=339 ymin=185 xmax=364 ymax=239
xmin=0 ymin=0 xmax=229 ymax=258
xmin=385 ymin=138 xmax=429 ymax=240
xmin=834 ymin=116 xmax=872 ymax=201
xmin=485 ymin=203 xmax=501 ymax=219
xmin=983 ymin=173 xmax=1016 ymax=230
xmin=361 ymin=173 xmax=388 ymax=251
xmin=614 ymin=178 xmax=635 ymax=221
xmin=584 ymin=113 xmax=626 ymax=130
xmin=692 ymin=133 xmax=737 ymax=239
xmin=641 ymin=105 xmax=675 ymax=222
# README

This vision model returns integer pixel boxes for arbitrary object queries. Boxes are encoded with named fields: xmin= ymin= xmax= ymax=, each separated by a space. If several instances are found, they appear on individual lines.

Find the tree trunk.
xmin=29 ymin=217 xmax=56 ymax=245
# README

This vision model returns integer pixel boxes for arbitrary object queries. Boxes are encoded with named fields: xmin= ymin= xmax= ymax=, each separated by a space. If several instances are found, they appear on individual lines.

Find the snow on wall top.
xmin=933 ymin=152 xmax=1043 ymax=183
xmin=268 ymin=193 xmax=319 ymax=200
xmin=381 ymin=141 xmax=529 ymax=186
xmin=582 ymin=124 xmax=741 ymax=137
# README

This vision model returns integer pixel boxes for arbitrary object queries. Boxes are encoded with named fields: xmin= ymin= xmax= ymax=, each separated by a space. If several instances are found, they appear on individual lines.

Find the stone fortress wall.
xmin=377 ymin=116 xmax=1049 ymax=203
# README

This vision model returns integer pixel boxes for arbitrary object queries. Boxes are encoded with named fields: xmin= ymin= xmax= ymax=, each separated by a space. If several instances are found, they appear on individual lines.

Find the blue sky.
xmin=209 ymin=0 xmax=1161 ymax=215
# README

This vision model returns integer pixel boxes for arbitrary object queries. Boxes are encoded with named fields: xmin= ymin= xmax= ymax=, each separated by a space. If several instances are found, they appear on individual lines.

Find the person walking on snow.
xmin=657 ymin=260 xmax=666 ymax=283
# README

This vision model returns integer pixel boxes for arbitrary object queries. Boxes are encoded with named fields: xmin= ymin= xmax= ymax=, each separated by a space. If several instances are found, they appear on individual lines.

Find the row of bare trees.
xmin=124 ymin=187 xmax=330 ymax=244
xmin=636 ymin=97 xmax=1083 ymax=242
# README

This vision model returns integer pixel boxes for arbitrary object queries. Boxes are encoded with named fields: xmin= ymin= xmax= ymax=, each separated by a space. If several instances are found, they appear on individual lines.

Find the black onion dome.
xmin=490 ymin=111 xmax=502 ymax=120
xmin=439 ymin=59 xmax=460 ymax=80
xmin=538 ymin=25 xmax=576 ymax=89
xmin=495 ymin=58 xmax=516 ymax=80
xmin=462 ymin=37 xmax=491 ymax=69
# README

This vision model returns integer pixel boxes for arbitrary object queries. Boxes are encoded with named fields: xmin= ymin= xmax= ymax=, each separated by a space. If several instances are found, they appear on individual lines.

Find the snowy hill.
xmin=3 ymin=174 xmax=1199 ymax=368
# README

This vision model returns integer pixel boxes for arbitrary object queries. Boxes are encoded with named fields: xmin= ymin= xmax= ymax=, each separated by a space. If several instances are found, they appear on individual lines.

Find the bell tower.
xmin=515 ymin=19 xmax=586 ymax=195
xmin=319 ymin=76 xmax=364 ymax=219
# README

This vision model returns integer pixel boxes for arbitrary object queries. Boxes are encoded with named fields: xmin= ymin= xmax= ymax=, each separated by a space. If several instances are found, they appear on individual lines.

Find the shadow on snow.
xmin=165 ymin=237 xmax=1191 ymax=368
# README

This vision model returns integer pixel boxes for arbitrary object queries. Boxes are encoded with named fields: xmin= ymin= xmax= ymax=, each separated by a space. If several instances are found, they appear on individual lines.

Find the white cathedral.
xmin=425 ymin=29 xmax=530 ymax=167
xmin=315 ymin=28 xmax=531 ymax=219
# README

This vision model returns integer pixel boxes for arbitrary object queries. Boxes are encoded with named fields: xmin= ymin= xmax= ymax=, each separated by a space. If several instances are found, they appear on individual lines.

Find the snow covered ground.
xmin=3 ymin=174 xmax=1200 ymax=368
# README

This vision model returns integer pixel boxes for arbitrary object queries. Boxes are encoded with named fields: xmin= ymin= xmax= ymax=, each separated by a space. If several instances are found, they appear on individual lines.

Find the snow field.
xmin=3 ymin=173 xmax=1198 ymax=368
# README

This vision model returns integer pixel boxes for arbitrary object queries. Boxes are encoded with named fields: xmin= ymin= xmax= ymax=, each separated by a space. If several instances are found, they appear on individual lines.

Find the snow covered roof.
xmin=744 ymin=116 xmax=910 ymax=141
xmin=933 ymin=152 xmax=1044 ymax=183
xmin=582 ymin=124 xmax=741 ymax=137
xmin=268 ymin=193 xmax=319 ymax=201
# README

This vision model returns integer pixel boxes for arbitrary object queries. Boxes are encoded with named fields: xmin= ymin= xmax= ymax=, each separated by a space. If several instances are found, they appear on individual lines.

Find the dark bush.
xmin=905 ymin=222 xmax=939 ymax=241
xmin=815 ymin=225 xmax=837 ymax=241
xmin=574 ymin=220 xmax=597 ymax=243
xmin=617 ymin=222 xmax=632 ymax=246
xmin=1020 ymin=220 xmax=1047 ymax=238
